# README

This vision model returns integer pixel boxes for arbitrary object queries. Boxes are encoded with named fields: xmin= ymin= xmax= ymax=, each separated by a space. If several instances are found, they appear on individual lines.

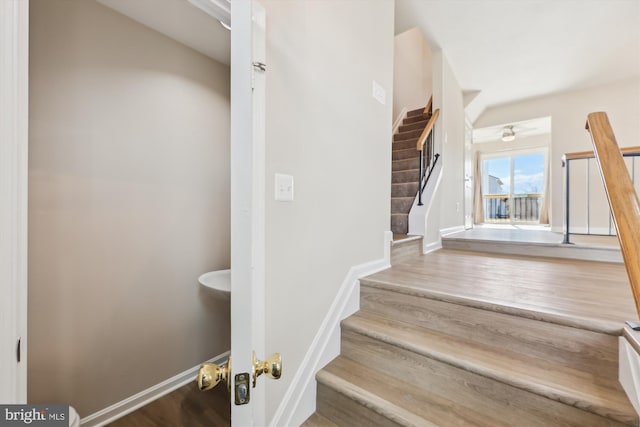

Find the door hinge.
xmin=16 ymin=338 xmax=21 ymax=362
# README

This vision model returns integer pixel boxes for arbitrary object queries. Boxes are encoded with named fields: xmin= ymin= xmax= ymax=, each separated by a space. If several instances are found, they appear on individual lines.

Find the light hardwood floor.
xmin=108 ymin=381 xmax=230 ymax=427
xmin=369 ymin=248 xmax=637 ymax=331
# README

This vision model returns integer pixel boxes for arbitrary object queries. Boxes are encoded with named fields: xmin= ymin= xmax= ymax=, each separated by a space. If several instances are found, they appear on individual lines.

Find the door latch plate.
xmin=234 ymin=373 xmax=250 ymax=405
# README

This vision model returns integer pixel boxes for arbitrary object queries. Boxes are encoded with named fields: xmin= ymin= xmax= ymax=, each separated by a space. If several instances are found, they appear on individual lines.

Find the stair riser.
xmin=390 ymin=239 xmax=421 ymax=265
xmin=392 ymin=148 xmax=419 ymax=161
xmin=359 ymin=285 xmax=618 ymax=378
xmin=391 ymin=197 xmax=414 ymax=214
xmin=403 ymin=114 xmax=429 ymax=124
xmin=341 ymin=329 xmax=630 ymax=427
xmin=390 ymin=215 xmax=408 ymax=235
xmin=391 ymin=183 xmax=418 ymax=197
xmin=406 ymin=107 xmax=425 ymax=117
xmin=316 ymin=383 xmax=404 ymax=427
xmin=394 ymin=129 xmax=422 ymax=142
xmin=392 ymin=169 xmax=419 ymax=184
xmin=392 ymin=139 xmax=418 ymax=151
xmin=398 ymin=120 xmax=428 ymax=133
xmin=392 ymin=158 xmax=416 ymax=172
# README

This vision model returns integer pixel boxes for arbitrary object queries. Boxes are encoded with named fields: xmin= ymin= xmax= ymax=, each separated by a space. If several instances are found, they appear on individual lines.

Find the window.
xmin=481 ymin=150 xmax=546 ymax=223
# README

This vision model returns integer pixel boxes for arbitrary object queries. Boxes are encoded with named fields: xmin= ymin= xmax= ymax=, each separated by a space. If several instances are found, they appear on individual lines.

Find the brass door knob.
xmin=251 ymin=352 xmax=282 ymax=387
xmin=196 ymin=359 xmax=231 ymax=392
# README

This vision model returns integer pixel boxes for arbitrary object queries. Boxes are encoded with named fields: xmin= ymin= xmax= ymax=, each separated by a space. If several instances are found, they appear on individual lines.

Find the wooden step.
xmin=391 ymin=138 xmax=419 ymax=151
xmin=406 ymin=107 xmax=425 ymax=117
xmin=361 ymin=249 xmax=637 ymax=335
xmin=398 ymin=119 xmax=428 ymax=133
xmin=359 ymin=285 xmax=619 ymax=378
xmin=318 ymin=356 xmax=511 ymax=427
xmin=300 ymin=412 xmax=339 ymax=427
xmin=391 ymin=169 xmax=419 ymax=184
xmin=402 ymin=113 xmax=429 ymax=124
xmin=391 ymin=147 xmax=419 ymax=161
xmin=393 ymin=129 xmax=422 ymax=142
xmin=338 ymin=314 xmax=634 ymax=426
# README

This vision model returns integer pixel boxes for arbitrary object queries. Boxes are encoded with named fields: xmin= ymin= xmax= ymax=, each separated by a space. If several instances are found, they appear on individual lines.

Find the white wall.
xmin=424 ymin=50 xmax=465 ymax=245
xmin=261 ymin=0 xmax=394 ymax=423
xmin=29 ymin=0 xmax=230 ymax=416
xmin=393 ymin=27 xmax=433 ymax=119
xmin=475 ymin=77 xmax=640 ymax=232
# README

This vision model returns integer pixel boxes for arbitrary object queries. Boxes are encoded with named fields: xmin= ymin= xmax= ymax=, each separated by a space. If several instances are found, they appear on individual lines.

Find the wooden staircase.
xmin=391 ymin=107 xmax=433 ymax=235
xmin=302 ymin=245 xmax=639 ymax=426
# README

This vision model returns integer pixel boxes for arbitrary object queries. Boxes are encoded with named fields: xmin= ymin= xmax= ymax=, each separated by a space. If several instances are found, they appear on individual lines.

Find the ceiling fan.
xmin=501 ymin=125 xmax=516 ymax=142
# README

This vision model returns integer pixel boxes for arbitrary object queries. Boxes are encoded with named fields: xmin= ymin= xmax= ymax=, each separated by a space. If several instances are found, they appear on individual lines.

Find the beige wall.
xmin=475 ymin=77 xmax=640 ymax=232
xmin=261 ymin=0 xmax=394 ymax=423
xmin=28 ymin=0 xmax=230 ymax=416
xmin=393 ymin=27 xmax=433 ymax=120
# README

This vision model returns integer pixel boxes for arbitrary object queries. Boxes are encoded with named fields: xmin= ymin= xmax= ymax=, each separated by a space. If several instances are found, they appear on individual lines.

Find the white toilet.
xmin=69 ymin=406 xmax=80 ymax=427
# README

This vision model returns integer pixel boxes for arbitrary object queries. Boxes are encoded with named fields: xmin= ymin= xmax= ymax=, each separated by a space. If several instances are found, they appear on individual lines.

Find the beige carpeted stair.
xmin=391 ymin=106 xmax=432 ymax=235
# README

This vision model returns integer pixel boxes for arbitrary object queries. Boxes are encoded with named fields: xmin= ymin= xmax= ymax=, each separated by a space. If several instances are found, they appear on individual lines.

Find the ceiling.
xmin=97 ymin=0 xmax=230 ymax=65
xmin=395 ymin=0 xmax=640 ymax=121
xmin=98 ymin=0 xmax=639 ymax=121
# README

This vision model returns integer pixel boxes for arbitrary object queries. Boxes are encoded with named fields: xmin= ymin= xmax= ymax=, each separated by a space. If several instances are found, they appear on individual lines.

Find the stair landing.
xmin=443 ymin=226 xmax=622 ymax=263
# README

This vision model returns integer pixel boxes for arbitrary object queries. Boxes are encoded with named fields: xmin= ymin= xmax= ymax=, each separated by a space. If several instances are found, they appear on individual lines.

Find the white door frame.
xmin=230 ymin=1 xmax=266 ymax=425
xmin=463 ymin=117 xmax=473 ymax=229
xmin=0 ymin=0 xmax=29 ymax=404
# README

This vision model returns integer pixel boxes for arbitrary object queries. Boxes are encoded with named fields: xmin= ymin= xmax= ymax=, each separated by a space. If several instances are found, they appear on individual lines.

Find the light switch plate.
xmin=275 ymin=173 xmax=294 ymax=201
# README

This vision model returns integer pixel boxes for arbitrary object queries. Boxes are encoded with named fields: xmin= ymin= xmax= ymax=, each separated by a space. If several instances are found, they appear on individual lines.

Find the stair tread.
xmin=319 ymin=356 xmax=509 ymax=427
xmin=301 ymin=412 xmax=339 ymax=427
xmin=391 ymin=146 xmax=418 ymax=154
xmin=360 ymin=248 xmax=636 ymax=335
xmin=342 ymin=312 xmax=638 ymax=425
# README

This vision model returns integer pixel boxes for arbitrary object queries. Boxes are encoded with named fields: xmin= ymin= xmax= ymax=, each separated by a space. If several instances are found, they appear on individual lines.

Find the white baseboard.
xmin=392 ymin=108 xmax=408 ymax=135
xmin=422 ymin=240 xmax=442 ymax=254
xmin=620 ymin=328 xmax=640 ymax=418
xmin=270 ymin=232 xmax=392 ymax=427
xmin=440 ymin=225 xmax=465 ymax=237
xmin=81 ymin=351 xmax=230 ymax=427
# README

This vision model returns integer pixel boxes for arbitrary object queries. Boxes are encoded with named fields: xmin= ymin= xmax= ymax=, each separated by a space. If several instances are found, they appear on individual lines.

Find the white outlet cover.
xmin=275 ymin=173 xmax=294 ymax=201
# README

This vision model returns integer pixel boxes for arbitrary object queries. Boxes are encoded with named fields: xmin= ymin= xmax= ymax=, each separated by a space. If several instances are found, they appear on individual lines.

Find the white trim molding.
xmin=392 ymin=107 xmax=408 ymax=135
xmin=440 ymin=225 xmax=465 ymax=237
xmin=620 ymin=327 xmax=640 ymax=418
xmin=270 ymin=232 xmax=392 ymax=427
xmin=0 ymin=0 xmax=29 ymax=404
xmin=80 ymin=351 xmax=230 ymax=426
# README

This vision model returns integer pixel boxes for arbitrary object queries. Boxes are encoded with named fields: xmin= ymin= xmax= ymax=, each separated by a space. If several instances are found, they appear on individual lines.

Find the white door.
xmin=0 ymin=0 xmax=29 ymax=404
xmin=230 ymin=1 xmax=268 ymax=425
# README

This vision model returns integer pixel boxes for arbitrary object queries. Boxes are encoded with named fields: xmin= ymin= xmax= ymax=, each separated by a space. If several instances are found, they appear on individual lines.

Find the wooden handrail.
xmin=563 ymin=145 xmax=640 ymax=161
xmin=585 ymin=112 xmax=640 ymax=318
xmin=416 ymin=108 xmax=440 ymax=151
xmin=423 ymin=96 xmax=433 ymax=115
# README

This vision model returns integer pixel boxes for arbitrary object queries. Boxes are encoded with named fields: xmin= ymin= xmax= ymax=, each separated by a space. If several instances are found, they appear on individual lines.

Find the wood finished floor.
xmin=108 ymin=381 xmax=230 ymax=427
xmin=367 ymin=249 xmax=638 ymax=329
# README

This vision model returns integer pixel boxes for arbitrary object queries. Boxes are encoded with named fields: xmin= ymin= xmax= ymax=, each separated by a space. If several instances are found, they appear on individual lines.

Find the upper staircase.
xmin=391 ymin=102 xmax=437 ymax=235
